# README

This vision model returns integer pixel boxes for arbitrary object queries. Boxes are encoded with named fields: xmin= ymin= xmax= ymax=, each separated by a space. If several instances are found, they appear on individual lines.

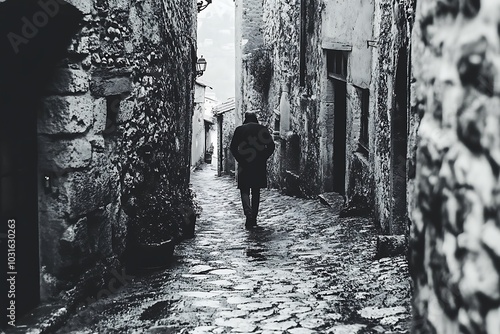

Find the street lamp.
xmin=196 ymin=55 xmax=207 ymax=77
xmin=197 ymin=0 xmax=212 ymax=12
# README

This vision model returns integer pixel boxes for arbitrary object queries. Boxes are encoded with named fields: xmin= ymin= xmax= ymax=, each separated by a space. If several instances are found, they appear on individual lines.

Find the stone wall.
xmin=236 ymin=0 xmax=415 ymax=237
xmin=371 ymin=0 xmax=415 ymax=234
xmin=235 ymin=0 xmax=265 ymax=127
xmin=25 ymin=0 xmax=196 ymax=301
xmin=411 ymin=0 xmax=500 ymax=332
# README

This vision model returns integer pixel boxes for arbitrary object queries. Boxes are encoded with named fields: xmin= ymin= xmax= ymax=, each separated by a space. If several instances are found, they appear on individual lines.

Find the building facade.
xmin=235 ymin=0 xmax=416 ymax=235
xmin=0 ymin=0 xmax=197 ymax=321
xmin=192 ymin=81 xmax=215 ymax=168
xmin=213 ymin=97 xmax=236 ymax=176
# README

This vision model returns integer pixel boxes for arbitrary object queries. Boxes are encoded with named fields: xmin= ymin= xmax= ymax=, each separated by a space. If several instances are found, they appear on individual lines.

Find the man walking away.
xmin=230 ymin=111 xmax=275 ymax=229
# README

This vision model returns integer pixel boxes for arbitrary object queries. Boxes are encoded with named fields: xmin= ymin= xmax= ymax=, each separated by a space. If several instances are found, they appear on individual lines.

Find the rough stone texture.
xmin=90 ymin=74 xmax=132 ymax=97
xmin=412 ymin=0 xmax=500 ymax=332
xmin=38 ymin=137 xmax=92 ymax=171
xmin=38 ymin=95 xmax=93 ymax=134
xmin=34 ymin=0 xmax=198 ymax=304
xmin=46 ymin=69 xmax=90 ymax=94
xmin=54 ymin=164 xmax=412 ymax=333
xmin=236 ymin=0 xmax=415 ymax=236
xmin=375 ymin=235 xmax=408 ymax=259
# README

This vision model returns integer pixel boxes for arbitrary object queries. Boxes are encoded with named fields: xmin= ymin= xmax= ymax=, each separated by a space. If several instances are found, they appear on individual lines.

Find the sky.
xmin=197 ymin=0 xmax=236 ymax=103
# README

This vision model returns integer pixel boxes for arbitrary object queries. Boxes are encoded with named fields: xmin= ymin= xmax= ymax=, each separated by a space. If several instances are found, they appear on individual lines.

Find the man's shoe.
xmin=245 ymin=217 xmax=257 ymax=229
xmin=245 ymin=216 xmax=252 ymax=229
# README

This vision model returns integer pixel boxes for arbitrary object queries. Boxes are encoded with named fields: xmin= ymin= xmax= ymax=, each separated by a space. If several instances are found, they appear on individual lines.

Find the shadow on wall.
xmin=0 ymin=0 xmax=84 ymax=325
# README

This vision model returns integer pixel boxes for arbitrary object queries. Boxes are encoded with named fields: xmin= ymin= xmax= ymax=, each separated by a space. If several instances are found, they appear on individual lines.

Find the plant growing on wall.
xmin=136 ymin=186 xmax=200 ymax=244
xmin=248 ymin=48 xmax=273 ymax=97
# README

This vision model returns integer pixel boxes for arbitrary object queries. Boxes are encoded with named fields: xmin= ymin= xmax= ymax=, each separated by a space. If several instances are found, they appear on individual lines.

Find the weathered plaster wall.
xmin=322 ymin=0 xmax=374 ymax=88
xmin=222 ymin=108 xmax=236 ymax=174
xmin=35 ymin=0 xmax=197 ymax=301
xmin=411 ymin=0 xmax=500 ymax=332
xmin=192 ymin=83 xmax=207 ymax=167
xmin=320 ymin=0 xmax=375 ymax=206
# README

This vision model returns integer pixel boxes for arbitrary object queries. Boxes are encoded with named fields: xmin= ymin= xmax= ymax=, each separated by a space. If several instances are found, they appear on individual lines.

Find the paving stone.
xmin=326 ymin=324 xmax=366 ymax=333
xmin=56 ymin=164 xmax=411 ymax=333
xmin=189 ymin=265 xmax=214 ymax=274
xmin=358 ymin=306 xmax=407 ymax=319
xmin=261 ymin=320 xmax=297 ymax=331
xmin=209 ymin=269 xmax=237 ymax=275
xmin=299 ymin=318 xmax=325 ymax=329
xmin=289 ymin=328 xmax=317 ymax=334
xmin=236 ymin=302 xmax=273 ymax=311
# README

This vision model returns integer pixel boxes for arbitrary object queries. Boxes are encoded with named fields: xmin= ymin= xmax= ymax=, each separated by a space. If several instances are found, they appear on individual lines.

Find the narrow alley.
xmin=54 ymin=164 xmax=410 ymax=334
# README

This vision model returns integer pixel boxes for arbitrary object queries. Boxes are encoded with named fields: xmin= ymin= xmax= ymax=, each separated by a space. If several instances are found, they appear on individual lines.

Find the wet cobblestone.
xmin=56 ymin=164 xmax=411 ymax=333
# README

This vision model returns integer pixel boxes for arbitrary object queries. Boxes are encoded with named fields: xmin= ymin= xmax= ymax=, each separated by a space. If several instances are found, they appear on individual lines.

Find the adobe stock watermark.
xmin=7 ymin=0 xmax=69 ymax=54
xmin=235 ymin=127 xmax=274 ymax=164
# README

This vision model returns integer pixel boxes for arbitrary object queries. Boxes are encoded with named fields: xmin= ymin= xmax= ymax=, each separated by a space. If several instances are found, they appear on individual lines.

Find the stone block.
xmin=117 ymin=99 xmax=135 ymax=124
xmin=46 ymin=69 xmax=89 ymax=94
xmin=93 ymin=98 xmax=107 ymax=134
xmin=112 ymin=208 xmax=128 ymax=256
xmin=375 ymin=235 xmax=407 ymax=259
xmin=39 ymin=137 xmax=92 ymax=171
xmin=109 ymin=0 xmax=129 ymax=10
xmin=38 ymin=95 xmax=93 ymax=134
xmin=58 ymin=153 xmax=119 ymax=218
xmin=64 ymin=172 xmax=111 ymax=218
xmin=59 ymin=217 xmax=91 ymax=271
xmin=64 ymin=0 xmax=93 ymax=14
xmin=91 ymin=76 xmax=132 ymax=97
xmin=39 ymin=217 xmax=69 ymax=275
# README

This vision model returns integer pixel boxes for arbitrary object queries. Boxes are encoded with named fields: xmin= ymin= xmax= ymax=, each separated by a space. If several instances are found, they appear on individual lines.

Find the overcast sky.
xmin=197 ymin=0 xmax=235 ymax=102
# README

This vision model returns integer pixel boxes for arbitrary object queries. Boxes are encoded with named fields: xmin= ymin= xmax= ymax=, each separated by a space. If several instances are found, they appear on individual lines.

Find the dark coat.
xmin=230 ymin=122 xmax=275 ymax=189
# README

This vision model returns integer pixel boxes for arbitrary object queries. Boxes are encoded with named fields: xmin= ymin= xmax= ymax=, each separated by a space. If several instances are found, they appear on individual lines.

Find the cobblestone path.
xmin=57 ymin=164 xmax=411 ymax=333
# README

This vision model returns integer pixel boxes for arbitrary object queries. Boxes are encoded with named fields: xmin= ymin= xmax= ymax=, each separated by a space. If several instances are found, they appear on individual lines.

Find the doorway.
xmin=332 ymin=80 xmax=347 ymax=195
xmin=0 ymin=0 xmax=82 ymax=325
xmin=391 ymin=46 xmax=409 ymax=235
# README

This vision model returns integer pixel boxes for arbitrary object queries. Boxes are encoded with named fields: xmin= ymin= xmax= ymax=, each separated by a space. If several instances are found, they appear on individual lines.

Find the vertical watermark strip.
xmin=6 ymin=219 xmax=16 ymax=327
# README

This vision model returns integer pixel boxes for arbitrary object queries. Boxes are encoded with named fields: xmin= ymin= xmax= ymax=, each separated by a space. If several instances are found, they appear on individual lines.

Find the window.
xmin=358 ymin=88 xmax=369 ymax=153
xmin=327 ymin=50 xmax=348 ymax=81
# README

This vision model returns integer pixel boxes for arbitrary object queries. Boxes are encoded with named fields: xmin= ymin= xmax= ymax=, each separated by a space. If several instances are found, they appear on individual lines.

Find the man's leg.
xmin=251 ymin=187 xmax=260 ymax=224
xmin=240 ymin=188 xmax=253 ymax=226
